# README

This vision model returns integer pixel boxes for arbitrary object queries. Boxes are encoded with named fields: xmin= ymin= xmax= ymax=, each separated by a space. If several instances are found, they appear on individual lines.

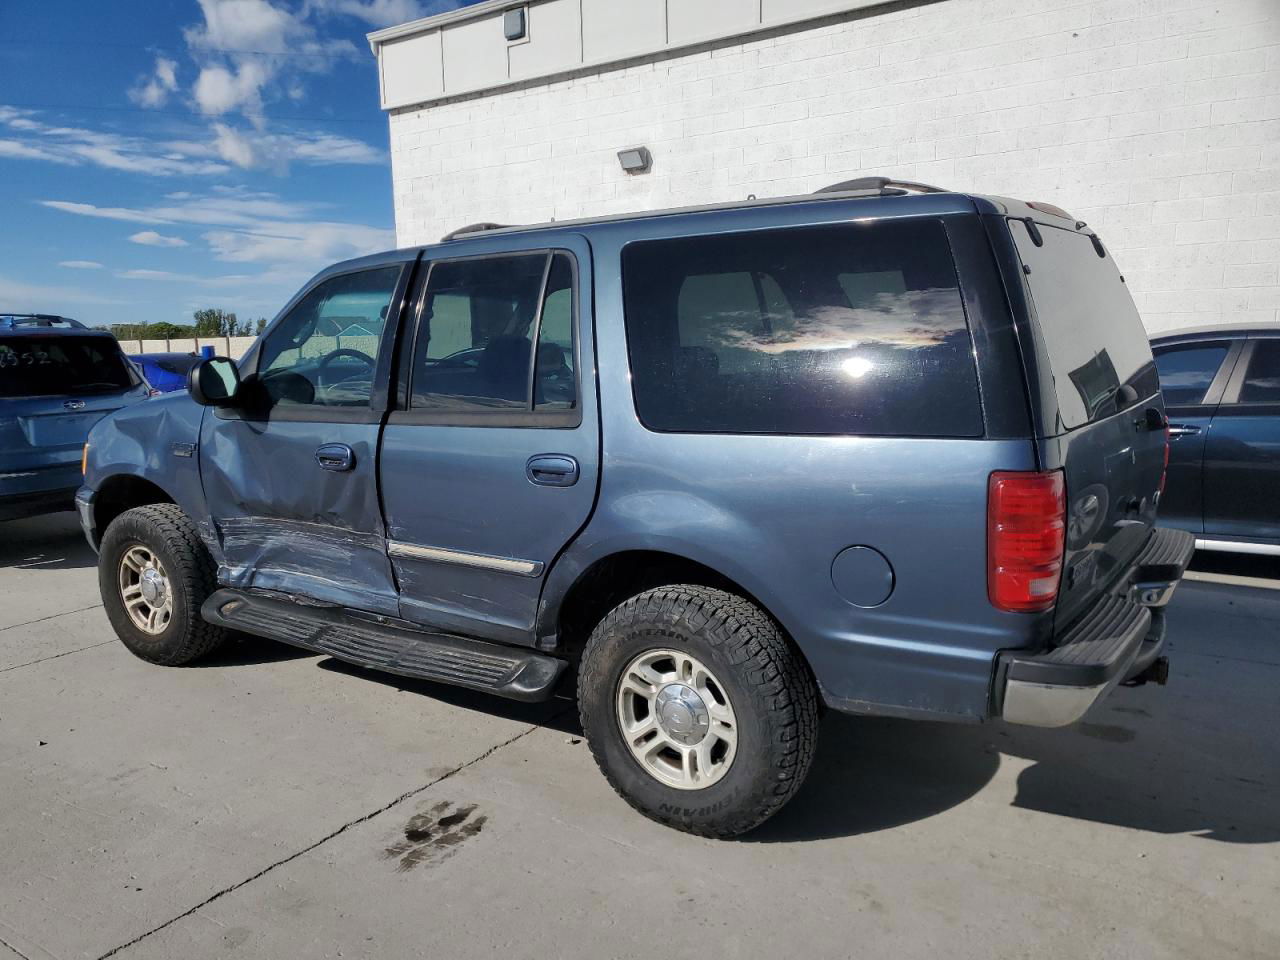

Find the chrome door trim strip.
xmin=1194 ymin=538 xmax=1280 ymax=557
xmin=387 ymin=541 xmax=544 ymax=577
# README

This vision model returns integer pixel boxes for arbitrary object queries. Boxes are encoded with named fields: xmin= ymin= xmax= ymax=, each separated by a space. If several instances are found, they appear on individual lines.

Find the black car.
xmin=1152 ymin=324 xmax=1280 ymax=554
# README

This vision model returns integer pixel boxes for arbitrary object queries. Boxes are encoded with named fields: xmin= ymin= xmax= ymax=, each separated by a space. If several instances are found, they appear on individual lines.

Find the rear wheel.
xmin=578 ymin=585 xmax=819 ymax=838
xmin=99 ymin=504 xmax=230 ymax=665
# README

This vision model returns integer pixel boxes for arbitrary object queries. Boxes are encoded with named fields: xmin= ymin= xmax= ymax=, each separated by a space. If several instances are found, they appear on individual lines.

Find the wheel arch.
xmin=93 ymin=473 xmax=177 ymax=536
xmin=544 ymin=548 xmax=815 ymax=684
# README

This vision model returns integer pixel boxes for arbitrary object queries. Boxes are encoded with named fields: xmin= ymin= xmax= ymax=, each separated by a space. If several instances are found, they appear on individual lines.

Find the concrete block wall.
xmin=387 ymin=0 xmax=1280 ymax=333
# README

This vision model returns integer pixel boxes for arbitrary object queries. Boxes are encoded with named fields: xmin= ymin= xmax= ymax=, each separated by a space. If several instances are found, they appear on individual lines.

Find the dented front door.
xmin=198 ymin=261 xmax=413 ymax=615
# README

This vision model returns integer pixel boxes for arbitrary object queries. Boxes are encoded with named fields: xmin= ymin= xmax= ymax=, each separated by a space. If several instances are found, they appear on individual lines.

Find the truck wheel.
xmin=578 ymin=585 xmax=819 ymax=838
xmin=99 ymin=504 xmax=230 ymax=666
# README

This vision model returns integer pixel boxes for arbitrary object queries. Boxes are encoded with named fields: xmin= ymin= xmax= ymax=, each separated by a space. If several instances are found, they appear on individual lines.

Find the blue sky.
xmin=0 ymin=0 xmax=479 ymax=329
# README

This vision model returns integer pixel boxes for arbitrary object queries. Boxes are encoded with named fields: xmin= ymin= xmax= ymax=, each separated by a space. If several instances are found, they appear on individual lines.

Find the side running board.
xmin=202 ymin=589 xmax=566 ymax=702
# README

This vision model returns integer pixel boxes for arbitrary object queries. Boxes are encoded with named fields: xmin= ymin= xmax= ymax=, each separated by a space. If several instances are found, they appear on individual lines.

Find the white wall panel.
xmin=380 ymin=32 xmax=443 ymax=109
xmin=510 ymin=0 xmax=582 ymax=81
xmin=441 ymin=14 xmax=508 ymax=95
xmin=668 ymin=0 xmax=759 ymax=46
xmin=581 ymin=0 xmax=666 ymax=65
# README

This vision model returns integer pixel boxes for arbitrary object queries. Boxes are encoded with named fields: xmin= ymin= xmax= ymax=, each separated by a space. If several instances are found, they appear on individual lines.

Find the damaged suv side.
xmin=79 ymin=180 xmax=1193 ymax=837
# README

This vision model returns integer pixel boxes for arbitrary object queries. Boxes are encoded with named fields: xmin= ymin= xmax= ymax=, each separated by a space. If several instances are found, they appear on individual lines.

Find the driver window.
xmin=256 ymin=265 xmax=401 ymax=408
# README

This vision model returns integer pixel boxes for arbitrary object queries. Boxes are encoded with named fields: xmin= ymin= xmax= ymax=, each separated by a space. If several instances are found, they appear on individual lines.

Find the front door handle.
xmin=526 ymin=455 xmax=579 ymax=487
xmin=316 ymin=443 xmax=355 ymax=471
xmin=1167 ymin=424 xmax=1201 ymax=439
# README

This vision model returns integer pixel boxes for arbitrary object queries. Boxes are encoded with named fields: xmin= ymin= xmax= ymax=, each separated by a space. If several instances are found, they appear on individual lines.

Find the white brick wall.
xmin=386 ymin=0 xmax=1280 ymax=333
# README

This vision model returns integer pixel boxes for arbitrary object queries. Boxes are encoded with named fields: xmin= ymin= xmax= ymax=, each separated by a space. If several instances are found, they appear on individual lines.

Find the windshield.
xmin=0 ymin=336 xmax=138 ymax=398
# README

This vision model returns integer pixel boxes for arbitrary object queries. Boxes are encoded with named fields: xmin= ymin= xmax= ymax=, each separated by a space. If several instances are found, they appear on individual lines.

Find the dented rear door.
xmin=198 ymin=259 xmax=416 ymax=615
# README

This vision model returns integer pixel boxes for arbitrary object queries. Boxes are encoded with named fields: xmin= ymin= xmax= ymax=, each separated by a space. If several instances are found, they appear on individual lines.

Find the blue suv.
xmin=78 ymin=179 xmax=1194 ymax=836
xmin=0 ymin=315 xmax=151 ymax=521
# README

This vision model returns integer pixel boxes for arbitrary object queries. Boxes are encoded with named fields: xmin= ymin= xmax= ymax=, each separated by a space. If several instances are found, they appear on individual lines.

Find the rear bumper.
xmin=998 ymin=527 xmax=1193 ymax=728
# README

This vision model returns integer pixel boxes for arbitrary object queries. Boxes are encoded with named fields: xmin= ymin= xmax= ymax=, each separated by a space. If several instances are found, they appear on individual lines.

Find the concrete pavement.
xmin=1 ymin=512 xmax=1278 ymax=959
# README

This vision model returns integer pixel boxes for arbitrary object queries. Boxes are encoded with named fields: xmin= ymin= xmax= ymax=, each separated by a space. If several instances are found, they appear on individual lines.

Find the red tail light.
xmin=988 ymin=470 xmax=1066 ymax=613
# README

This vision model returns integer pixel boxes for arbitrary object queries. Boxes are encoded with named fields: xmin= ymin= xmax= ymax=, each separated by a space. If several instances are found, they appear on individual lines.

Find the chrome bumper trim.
xmin=1002 ymin=678 xmax=1111 ymax=728
xmin=1195 ymin=537 xmax=1280 ymax=557
xmin=387 ymin=541 xmax=543 ymax=577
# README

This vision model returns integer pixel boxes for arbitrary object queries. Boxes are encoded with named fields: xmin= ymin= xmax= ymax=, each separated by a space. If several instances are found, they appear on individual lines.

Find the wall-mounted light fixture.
xmin=503 ymin=7 xmax=527 ymax=41
xmin=617 ymin=146 xmax=652 ymax=175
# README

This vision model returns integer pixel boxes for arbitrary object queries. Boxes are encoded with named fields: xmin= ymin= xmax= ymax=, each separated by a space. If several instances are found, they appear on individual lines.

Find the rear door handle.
xmin=1167 ymin=424 xmax=1201 ymax=438
xmin=316 ymin=443 xmax=355 ymax=471
xmin=526 ymin=455 xmax=579 ymax=487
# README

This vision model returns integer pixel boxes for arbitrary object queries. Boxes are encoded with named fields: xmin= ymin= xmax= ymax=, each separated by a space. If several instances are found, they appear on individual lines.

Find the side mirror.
xmin=188 ymin=357 xmax=241 ymax=406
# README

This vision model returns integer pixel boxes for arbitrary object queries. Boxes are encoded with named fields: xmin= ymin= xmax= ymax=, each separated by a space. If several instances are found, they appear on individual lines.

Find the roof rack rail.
xmin=0 ymin=314 xmax=84 ymax=329
xmin=441 ymin=221 xmax=513 ymax=242
xmin=814 ymin=176 xmax=949 ymax=196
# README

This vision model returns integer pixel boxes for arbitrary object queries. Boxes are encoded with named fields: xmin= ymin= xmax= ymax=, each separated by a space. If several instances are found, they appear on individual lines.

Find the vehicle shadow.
xmin=0 ymin=512 xmax=97 ymax=571
xmin=315 ymin=656 xmax=582 ymax=734
xmin=192 ymin=634 xmax=317 ymax=667
xmin=750 ymin=581 xmax=1280 ymax=844
xmin=744 ymin=714 xmax=1000 ymax=842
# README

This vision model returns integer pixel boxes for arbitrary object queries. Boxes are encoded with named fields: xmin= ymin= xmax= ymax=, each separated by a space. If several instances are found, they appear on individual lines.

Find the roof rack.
xmin=814 ymin=176 xmax=949 ymax=196
xmin=441 ymin=221 xmax=513 ymax=242
xmin=0 ymin=314 xmax=84 ymax=330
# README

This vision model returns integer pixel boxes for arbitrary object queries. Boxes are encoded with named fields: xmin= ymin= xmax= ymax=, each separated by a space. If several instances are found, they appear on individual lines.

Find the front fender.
xmin=81 ymin=393 xmax=214 ymax=554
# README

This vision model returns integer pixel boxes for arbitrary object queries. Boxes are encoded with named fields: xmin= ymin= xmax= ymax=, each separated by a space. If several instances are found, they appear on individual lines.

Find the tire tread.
xmin=101 ymin=503 xmax=229 ymax=665
xmin=578 ymin=584 xmax=819 ymax=838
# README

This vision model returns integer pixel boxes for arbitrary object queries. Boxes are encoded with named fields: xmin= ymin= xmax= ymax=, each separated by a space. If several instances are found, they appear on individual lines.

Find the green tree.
xmin=192 ymin=308 xmax=239 ymax=337
xmin=149 ymin=321 xmax=194 ymax=338
xmin=255 ymin=317 xmax=268 ymax=334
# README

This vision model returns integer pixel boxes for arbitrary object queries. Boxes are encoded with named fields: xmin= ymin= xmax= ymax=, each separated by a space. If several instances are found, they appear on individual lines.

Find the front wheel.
xmin=578 ymin=585 xmax=819 ymax=838
xmin=99 ymin=504 xmax=230 ymax=665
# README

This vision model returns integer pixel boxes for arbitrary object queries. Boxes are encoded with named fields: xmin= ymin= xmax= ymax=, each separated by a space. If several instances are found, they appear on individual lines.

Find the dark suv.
xmin=78 ymin=179 xmax=1193 ymax=837
xmin=1 ymin=315 xmax=151 ymax=521
xmin=1152 ymin=324 xmax=1280 ymax=553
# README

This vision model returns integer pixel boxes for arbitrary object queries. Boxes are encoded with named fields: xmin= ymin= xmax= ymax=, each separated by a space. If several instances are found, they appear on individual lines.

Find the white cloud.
xmin=116 ymin=268 xmax=254 ymax=286
xmin=129 ymin=57 xmax=180 ymax=109
xmin=212 ymin=122 xmax=259 ymax=167
xmin=193 ymin=61 xmax=271 ymax=118
xmin=204 ymin=220 xmax=394 ymax=265
xmin=304 ymin=0 xmax=431 ymax=28
xmin=45 ymin=190 xmax=394 ymax=286
xmin=0 ymin=138 xmax=78 ymax=165
xmin=130 ymin=231 xmax=190 ymax=248
xmin=0 ymin=108 xmax=231 ymax=177
xmin=58 ymin=260 xmax=105 ymax=269
xmin=184 ymin=0 xmax=357 ymax=125
xmin=210 ymin=122 xmax=383 ymax=170
xmin=41 ymin=200 xmax=165 ymax=224
xmin=42 ymin=188 xmax=326 ymax=228
xmin=1 ymin=106 xmax=382 ymax=177
xmin=0 ymin=275 xmax=124 ymax=308
xmin=41 ymin=200 xmax=166 ymax=224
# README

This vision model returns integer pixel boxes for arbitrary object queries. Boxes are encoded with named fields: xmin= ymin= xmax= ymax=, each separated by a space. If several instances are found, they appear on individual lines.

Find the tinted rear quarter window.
xmin=1239 ymin=339 xmax=1280 ymax=403
xmin=621 ymin=219 xmax=982 ymax=437
xmin=0 ymin=336 xmax=136 ymax=398
xmin=1010 ymin=220 xmax=1157 ymax=430
xmin=1153 ymin=342 xmax=1230 ymax=405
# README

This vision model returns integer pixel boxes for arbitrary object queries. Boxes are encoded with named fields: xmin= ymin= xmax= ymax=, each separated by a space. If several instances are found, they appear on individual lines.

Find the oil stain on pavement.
xmin=383 ymin=801 xmax=487 ymax=872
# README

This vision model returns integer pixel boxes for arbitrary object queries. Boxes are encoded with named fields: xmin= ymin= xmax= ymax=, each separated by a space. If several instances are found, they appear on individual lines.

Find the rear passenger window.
xmin=621 ymin=220 xmax=981 ymax=436
xmin=1153 ymin=342 xmax=1230 ymax=405
xmin=410 ymin=252 xmax=577 ymax=416
xmin=1239 ymin=340 xmax=1280 ymax=403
